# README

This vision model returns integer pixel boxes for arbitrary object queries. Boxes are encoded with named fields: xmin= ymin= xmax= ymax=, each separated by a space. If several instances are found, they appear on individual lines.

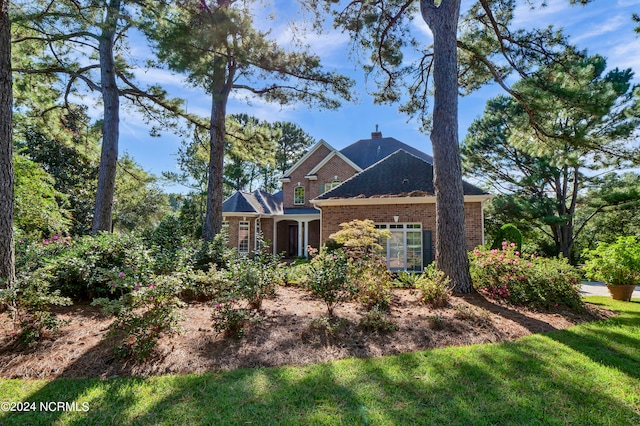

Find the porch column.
xmin=272 ymin=219 xmax=278 ymax=255
xmin=297 ymin=220 xmax=304 ymax=258
xmin=303 ymin=220 xmax=309 ymax=258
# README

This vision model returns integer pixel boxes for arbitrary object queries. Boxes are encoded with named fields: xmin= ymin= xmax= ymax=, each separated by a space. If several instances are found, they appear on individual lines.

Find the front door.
xmin=288 ymin=224 xmax=298 ymax=257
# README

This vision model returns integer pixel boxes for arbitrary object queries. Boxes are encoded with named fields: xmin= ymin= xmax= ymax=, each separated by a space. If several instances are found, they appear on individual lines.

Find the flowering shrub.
xmin=415 ymin=264 xmax=452 ymax=308
xmin=308 ymin=248 xmax=356 ymax=316
xmin=470 ymin=243 xmax=583 ymax=310
xmin=92 ymin=274 xmax=186 ymax=360
xmin=0 ymin=271 xmax=72 ymax=346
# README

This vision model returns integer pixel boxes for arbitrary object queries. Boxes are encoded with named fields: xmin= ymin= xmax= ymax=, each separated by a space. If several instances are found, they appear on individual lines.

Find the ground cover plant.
xmin=0 ymin=296 xmax=637 ymax=425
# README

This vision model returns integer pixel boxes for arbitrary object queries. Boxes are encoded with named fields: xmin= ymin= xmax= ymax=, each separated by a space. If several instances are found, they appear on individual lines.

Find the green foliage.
xmin=491 ymin=223 xmax=523 ymax=252
xmin=92 ymin=274 xmax=186 ymax=360
xmin=113 ymin=154 xmax=170 ymax=233
xmin=144 ymin=215 xmax=197 ymax=275
xmin=211 ymin=299 xmax=257 ymax=339
xmin=462 ymin=53 xmax=640 ymax=261
xmin=209 ymin=236 xmax=283 ymax=337
xmin=583 ymin=236 xmax=640 ymax=286
xmin=415 ymin=264 xmax=452 ymax=308
xmin=18 ymin=232 xmax=153 ymax=300
xmin=358 ymin=306 xmax=398 ymax=333
xmin=470 ymin=246 xmax=583 ymax=311
xmin=308 ymin=248 xmax=356 ymax=316
xmin=0 ymin=271 xmax=72 ymax=346
xmin=392 ymin=272 xmax=421 ymax=288
xmin=13 ymin=154 xmax=71 ymax=239
xmin=328 ymin=219 xmax=393 ymax=309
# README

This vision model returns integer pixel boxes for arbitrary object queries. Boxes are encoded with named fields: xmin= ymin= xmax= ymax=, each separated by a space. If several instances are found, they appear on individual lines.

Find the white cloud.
xmin=617 ymin=0 xmax=640 ymax=7
xmin=609 ymin=39 xmax=640 ymax=73
xmin=572 ymin=15 xmax=628 ymax=43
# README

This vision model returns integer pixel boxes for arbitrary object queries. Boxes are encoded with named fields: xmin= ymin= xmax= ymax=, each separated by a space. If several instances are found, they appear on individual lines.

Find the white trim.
xmin=294 ymin=186 xmax=305 ymax=205
xmin=307 ymin=150 xmax=363 ymax=175
xmin=280 ymin=177 xmax=291 ymax=183
xmin=304 ymin=174 xmax=318 ymax=180
xmin=311 ymin=194 xmax=492 ymax=207
xmin=238 ymin=221 xmax=250 ymax=255
xmin=281 ymin=139 xmax=336 ymax=178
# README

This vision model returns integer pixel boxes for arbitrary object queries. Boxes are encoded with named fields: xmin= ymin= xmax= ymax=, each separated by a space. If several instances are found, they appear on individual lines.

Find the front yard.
xmin=1 ymin=296 xmax=638 ymax=425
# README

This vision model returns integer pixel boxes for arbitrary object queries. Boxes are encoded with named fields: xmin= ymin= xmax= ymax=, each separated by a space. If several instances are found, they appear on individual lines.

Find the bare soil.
xmin=0 ymin=286 xmax=613 ymax=379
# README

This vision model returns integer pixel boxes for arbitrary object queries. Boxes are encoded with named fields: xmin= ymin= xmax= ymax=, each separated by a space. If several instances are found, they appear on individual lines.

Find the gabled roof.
xmin=315 ymin=149 xmax=487 ymax=200
xmin=340 ymin=136 xmax=433 ymax=169
xmin=222 ymin=189 xmax=283 ymax=215
xmin=280 ymin=139 xmax=333 ymax=179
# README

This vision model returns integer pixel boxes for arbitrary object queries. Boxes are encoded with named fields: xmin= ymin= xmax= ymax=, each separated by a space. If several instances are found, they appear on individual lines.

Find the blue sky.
xmin=114 ymin=0 xmax=640 ymax=193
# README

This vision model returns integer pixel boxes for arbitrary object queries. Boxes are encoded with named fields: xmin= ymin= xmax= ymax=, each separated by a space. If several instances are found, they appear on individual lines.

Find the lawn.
xmin=1 ymin=296 xmax=638 ymax=425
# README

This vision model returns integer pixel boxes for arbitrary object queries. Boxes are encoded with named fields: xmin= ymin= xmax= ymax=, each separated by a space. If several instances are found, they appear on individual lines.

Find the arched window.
xmin=294 ymin=186 xmax=305 ymax=205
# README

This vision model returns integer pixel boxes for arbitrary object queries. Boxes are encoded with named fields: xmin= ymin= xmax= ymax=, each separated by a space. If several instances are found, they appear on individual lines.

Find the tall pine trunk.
xmin=92 ymin=0 xmax=121 ymax=234
xmin=0 ymin=0 xmax=13 ymax=287
xmin=202 ymin=59 xmax=229 ymax=241
xmin=421 ymin=0 xmax=472 ymax=293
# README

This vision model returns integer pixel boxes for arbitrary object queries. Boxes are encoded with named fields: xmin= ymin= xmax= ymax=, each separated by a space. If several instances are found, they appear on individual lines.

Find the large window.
xmin=238 ymin=221 xmax=250 ymax=254
xmin=375 ymin=223 xmax=422 ymax=272
xmin=294 ymin=186 xmax=305 ymax=205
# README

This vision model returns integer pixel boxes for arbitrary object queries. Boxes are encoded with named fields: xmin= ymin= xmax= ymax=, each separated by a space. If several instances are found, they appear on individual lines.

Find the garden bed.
xmin=0 ymin=286 xmax=612 ymax=379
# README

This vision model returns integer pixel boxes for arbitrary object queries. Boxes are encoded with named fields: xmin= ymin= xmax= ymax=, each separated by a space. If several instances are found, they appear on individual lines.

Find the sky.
xmin=113 ymin=0 xmax=640 ymax=193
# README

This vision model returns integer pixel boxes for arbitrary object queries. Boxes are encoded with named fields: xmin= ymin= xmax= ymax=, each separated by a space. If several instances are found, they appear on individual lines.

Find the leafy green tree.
xmin=143 ymin=0 xmax=353 ymax=241
xmin=573 ymin=173 xmax=640 ymax=259
xmin=310 ymin=0 xmax=595 ymax=292
xmin=13 ymin=154 xmax=70 ymax=238
xmin=0 ymin=0 xmax=13 ymax=286
xmin=17 ymin=108 xmax=100 ymax=235
xmin=113 ymin=154 xmax=170 ymax=232
xmin=11 ymin=0 xmax=188 ymax=234
xmin=463 ymin=54 xmax=639 ymax=261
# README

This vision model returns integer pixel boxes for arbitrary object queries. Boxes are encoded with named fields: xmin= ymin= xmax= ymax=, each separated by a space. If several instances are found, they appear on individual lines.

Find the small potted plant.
xmin=583 ymin=236 xmax=640 ymax=301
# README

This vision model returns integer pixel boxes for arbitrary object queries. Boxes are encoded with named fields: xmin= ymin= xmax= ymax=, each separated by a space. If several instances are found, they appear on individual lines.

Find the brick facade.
xmin=319 ymin=201 xmax=484 ymax=252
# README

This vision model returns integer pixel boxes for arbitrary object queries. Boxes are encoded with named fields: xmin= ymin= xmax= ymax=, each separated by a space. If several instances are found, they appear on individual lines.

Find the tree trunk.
xmin=92 ymin=0 xmax=121 ymax=234
xmin=0 ymin=0 xmax=13 ymax=286
xmin=202 ymin=59 xmax=229 ymax=241
xmin=421 ymin=0 xmax=472 ymax=293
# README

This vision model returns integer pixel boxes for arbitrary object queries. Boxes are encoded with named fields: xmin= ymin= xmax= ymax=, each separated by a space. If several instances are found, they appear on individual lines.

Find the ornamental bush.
xmin=0 ymin=271 xmax=72 ymax=346
xmin=470 ymin=243 xmax=583 ymax=311
xmin=308 ymin=248 xmax=357 ymax=316
xmin=491 ymin=223 xmax=523 ymax=252
xmin=583 ymin=236 xmax=640 ymax=286
xmin=92 ymin=273 xmax=186 ymax=360
xmin=415 ymin=264 xmax=452 ymax=308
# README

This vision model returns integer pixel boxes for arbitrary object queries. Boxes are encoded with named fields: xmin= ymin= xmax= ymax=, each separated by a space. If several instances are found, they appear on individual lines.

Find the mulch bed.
xmin=0 ymin=286 xmax=613 ymax=379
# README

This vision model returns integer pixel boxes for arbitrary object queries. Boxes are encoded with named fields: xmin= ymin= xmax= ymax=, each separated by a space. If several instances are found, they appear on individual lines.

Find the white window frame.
xmin=294 ymin=186 xmax=305 ymax=205
xmin=238 ymin=221 xmax=250 ymax=254
xmin=375 ymin=223 xmax=423 ymax=272
xmin=322 ymin=179 xmax=341 ymax=193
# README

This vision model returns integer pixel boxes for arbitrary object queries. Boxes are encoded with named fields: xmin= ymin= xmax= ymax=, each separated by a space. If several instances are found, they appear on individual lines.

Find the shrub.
xmin=27 ymin=232 xmax=153 ymax=300
xmin=328 ymin=219 xmax=393 ymax=310
xmin=308 ymin=248 xmax=357 ymax=316
xmin=143 ymin=215 xmax=197 ymax=275
xmin=0 ymin=272 xmax=72 ymax=346
xmin=582 ymin=236 xmax=640 ymax=286
xmin=470 ymin=245 xmax=583 ymax=310
xmin=211 ymin=299 xmax=258 ymax=338
xmin=359 ymin=306 xmax=398 ymax=332
xmin=491 ymin=223 xmax=523 ymax=252
xmin=92 ymin=273 xmax=186 ymax=360
xmin=393 ymin=271 xmax=421 ymax=288
xmin=415 ymin=264 xmax=452 ymax=308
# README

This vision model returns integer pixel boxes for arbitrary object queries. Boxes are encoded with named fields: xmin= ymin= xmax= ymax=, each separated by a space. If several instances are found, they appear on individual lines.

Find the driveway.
xmin=580 ymin=281 xmax=640 ymax=299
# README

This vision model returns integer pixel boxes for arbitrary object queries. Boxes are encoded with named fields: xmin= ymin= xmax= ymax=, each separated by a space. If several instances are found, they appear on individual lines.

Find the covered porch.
xmin=273 ymin=211 xmax=320 ymax=258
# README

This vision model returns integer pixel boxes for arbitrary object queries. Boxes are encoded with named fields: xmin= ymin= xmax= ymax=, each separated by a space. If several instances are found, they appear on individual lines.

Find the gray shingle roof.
xmin=339 ymin=137 xmax=433 ymax=169
xmin=316 ymin=150 xmax=487 ymax=200
xmin=223 ymin=190 xmax=283 ymax=214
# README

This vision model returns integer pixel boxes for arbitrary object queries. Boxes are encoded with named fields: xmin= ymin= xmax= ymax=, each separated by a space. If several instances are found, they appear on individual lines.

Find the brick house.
xmin=222 ymin=132 xmax=491 ymax=272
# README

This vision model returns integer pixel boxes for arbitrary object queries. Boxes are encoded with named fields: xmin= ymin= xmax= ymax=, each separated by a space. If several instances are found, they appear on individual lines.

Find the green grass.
xmin=1 ymin=296 xmax=639 ymax=425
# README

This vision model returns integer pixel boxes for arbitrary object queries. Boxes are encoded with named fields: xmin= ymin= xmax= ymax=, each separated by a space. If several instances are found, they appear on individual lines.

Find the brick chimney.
xmin=371 ymin=124 xmax=382 ymax=139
